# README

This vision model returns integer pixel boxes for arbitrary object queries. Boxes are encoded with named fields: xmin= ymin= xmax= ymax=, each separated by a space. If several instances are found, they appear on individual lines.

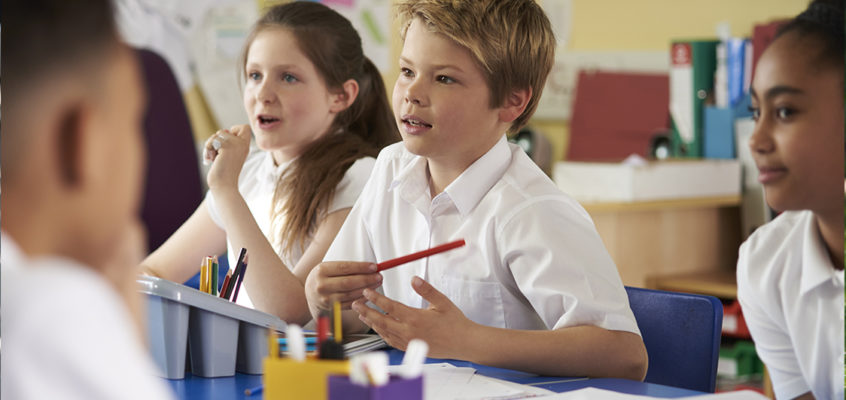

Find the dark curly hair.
xmin=776 ymin=0 xmax=844 ymax=70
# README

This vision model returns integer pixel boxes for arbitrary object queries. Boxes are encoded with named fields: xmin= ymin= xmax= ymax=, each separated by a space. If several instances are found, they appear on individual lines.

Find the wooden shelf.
xmin=647 ymin=270 xmax=738 ymax=299
xmin=582 ymin=195 xmax=741 ymax=214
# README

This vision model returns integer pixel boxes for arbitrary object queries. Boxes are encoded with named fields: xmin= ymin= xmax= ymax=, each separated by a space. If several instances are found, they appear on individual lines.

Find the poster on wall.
xmin=310 ymin=0 xmax=392 ymax=73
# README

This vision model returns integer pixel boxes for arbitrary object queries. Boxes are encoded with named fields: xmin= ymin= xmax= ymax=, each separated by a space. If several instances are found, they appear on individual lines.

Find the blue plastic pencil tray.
xmin=138 ymin=275 xmax=287 ymax=379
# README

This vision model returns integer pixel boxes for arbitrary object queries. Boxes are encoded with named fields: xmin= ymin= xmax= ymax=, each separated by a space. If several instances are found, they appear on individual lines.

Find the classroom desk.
xmin=166 ymin=349 xmax=705 ymax=400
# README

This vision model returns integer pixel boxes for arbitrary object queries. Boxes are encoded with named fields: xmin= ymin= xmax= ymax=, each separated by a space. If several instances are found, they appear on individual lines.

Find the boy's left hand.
xmin=352 ymin=276 xmax=474 ymax=359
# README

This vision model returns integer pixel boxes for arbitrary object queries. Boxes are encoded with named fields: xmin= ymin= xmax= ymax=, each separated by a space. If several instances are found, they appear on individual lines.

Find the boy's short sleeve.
xmin=499 ymin=197 xmax=641 ymax=335
xmin=327 ymin=157 xmax=376 ymax=214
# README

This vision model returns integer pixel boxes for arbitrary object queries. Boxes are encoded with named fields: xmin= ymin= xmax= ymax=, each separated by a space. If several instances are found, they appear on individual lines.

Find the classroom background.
xmin=119 ymin=0 xmax=809 ymax=396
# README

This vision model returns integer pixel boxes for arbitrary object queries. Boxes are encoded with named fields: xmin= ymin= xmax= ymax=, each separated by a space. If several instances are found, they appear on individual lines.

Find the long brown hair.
xmin=240 ymin=2 xmax=399 ymax=258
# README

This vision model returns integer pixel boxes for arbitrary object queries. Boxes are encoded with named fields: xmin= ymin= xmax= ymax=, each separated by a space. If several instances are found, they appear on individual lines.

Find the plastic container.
xmin=721 ymin=300 xmax=751 ymax=339
xmin=328 ymin=375 xmax=423 ymax=400
xmin=263 ymin=357 xmax=350 ymax=400
xmin=138 ymin=276 xmax=286 ymax=379
xmin=718 ymin=340 xmax=763 ymax=378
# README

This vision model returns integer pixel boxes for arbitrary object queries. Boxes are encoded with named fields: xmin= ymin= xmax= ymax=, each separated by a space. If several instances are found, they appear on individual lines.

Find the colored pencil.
xmin=376 ymin=239 xmax=466 ymax=271
xmin=223 ymin=248 xmax=247 ymax=299
xmin=333 ymin=300 xmax=342 ymax=343
xmin=244 ymin=385 xmax=263 ymax=396
xmin=211 ymin=259 xmax=219 ymax=296
xmin=199 ymin=259 xmax=208 ymax=293
xmin=219 ymin=272 xmax=232 ymax=299
xmin=231 ymin=256 xmax=248 ymax=302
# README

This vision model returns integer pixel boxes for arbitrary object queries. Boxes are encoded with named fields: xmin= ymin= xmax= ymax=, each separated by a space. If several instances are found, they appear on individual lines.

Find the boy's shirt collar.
xmin=389 ymin=154 xmax=431 ymax=216
xmin=444 ymin=135 xmax=512 ymax=217
xmin=800 ymin=212 xmax=844 ymax=294
xmin=390 ymin=135 xmax=512 ymax=218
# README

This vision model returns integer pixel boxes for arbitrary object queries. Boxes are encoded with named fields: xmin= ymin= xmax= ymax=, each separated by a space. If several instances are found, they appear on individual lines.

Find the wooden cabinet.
xmin=581 ymin=196 xmax=774 ymax=398
xmin=582 ymin=196 xmax=742 ymax=288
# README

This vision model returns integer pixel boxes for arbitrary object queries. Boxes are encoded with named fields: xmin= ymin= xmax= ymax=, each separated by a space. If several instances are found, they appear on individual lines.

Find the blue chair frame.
xmin=625 ymin=286 xmax=723 ymax=393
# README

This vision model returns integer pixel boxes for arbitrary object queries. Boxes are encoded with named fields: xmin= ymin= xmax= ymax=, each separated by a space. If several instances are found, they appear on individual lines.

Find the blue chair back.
xmin=625 ymin=286 xmax=722 ymax=393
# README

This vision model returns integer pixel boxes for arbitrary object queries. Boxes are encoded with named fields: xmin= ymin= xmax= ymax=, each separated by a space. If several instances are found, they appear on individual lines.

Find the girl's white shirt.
xmin=206 ymin=148 xmax=375 ymax=309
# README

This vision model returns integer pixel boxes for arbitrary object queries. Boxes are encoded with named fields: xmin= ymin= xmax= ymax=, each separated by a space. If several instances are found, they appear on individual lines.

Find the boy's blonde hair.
xmin=396 ymin=0 xmax=555 ymax=134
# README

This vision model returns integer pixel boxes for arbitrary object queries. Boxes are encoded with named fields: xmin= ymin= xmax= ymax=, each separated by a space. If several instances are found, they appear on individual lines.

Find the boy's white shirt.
xmin=325 ymin=136 xmax=641 ymax=334
xmin=0 ymin=233 xmax=176 ymax=400
xmin=206 ymin=149 xmax=376 ymax=309
xmin=737 ymin=210 xmax=845 ymax=400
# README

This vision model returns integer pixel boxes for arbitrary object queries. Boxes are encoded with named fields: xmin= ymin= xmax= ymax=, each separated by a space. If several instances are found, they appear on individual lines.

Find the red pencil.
xmin=219 ymin=273 xmax=232 ymax=299
xmin=316 ymin=313 xmax=329 ymax=356
xmin=377 ymin=239 xmax=466 ymax=272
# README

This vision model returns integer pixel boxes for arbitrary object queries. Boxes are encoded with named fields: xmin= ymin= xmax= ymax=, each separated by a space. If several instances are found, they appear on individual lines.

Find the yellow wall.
xmin=568 ymin=0 xmax=806 ymax=51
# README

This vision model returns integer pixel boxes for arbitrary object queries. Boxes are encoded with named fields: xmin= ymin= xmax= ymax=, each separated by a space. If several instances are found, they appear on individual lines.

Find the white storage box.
xmin=553 ymin=159 xmax=741 ymax=203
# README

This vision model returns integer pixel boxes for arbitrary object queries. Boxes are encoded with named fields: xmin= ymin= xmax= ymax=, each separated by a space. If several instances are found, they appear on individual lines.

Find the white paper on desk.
xmin=388 ymin=363 xmax=554 ymax=400
xmin=532 ymin=387 xmax=769 ymax=400
xmin=532 ymin=387 xmax=654 ymax=400
xmin=686 ymin=391 xmax=769 ymax=400
xmin=468 ymin=375 xmax=554 ymax=399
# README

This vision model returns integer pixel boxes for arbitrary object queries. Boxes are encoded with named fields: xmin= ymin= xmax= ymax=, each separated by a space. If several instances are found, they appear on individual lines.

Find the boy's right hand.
xmin=305 ymin=261 xmax=383 ymax=318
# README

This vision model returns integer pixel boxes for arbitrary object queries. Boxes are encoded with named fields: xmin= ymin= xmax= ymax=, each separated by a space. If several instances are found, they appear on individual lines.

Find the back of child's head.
xmin=241 ymin=2 xmax=400 ymax=257
xmin=775 ymin=0 xmax=844 ymax=74
xmin=2 ymin=0 xmax=120 ymax=182
xmin=395 ymin=0 xmax=556 ymax=134
xmin=2 ymin=0 xmax=146 ymax=271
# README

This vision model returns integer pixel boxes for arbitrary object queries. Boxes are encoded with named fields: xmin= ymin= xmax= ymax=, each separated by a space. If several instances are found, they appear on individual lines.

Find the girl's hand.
xmin=204 ymin=124 xmax=252 ymax=192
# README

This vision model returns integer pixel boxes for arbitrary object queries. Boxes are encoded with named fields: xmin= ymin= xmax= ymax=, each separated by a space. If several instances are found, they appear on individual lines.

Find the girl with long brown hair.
xmin=142 ymin=2 xmax=398 ymax=325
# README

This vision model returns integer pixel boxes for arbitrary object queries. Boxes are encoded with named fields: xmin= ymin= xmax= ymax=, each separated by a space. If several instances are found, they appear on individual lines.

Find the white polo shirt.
xmin=207 ymin=148 xmax=375 ymax=308
xmin=737 ymin=210 xmax=845 ymax=400
xmin=1 ymin=234 xmax=175 ymax=400
xmin=325 ymin=137 xmax=640 ymax=333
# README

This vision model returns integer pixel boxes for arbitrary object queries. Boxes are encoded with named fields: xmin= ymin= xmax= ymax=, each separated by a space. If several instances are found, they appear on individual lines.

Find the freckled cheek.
xmin=391 ymin=84 xmax=404 ymax=111
xmin=435 ymin=109 xmax=462 ymax=130
xmin=242 ymin=89 xmax=256 ymax=112
xmin=282 ymin=99 xmax=312 ymax=122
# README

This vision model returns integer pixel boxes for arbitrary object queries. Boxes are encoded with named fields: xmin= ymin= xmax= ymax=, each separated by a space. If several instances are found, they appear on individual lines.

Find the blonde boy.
xmin=1 ymin=1 xmax=174 ymax=398
xmin=305 ymin=0 xmax=647 ymax=378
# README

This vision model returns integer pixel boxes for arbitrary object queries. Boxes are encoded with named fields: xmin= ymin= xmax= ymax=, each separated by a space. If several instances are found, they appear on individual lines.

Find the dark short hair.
xmin=1 ymin=0 xmax=119 ymax=179
xmin=3 ymin=0 xmax=119 ymax=97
